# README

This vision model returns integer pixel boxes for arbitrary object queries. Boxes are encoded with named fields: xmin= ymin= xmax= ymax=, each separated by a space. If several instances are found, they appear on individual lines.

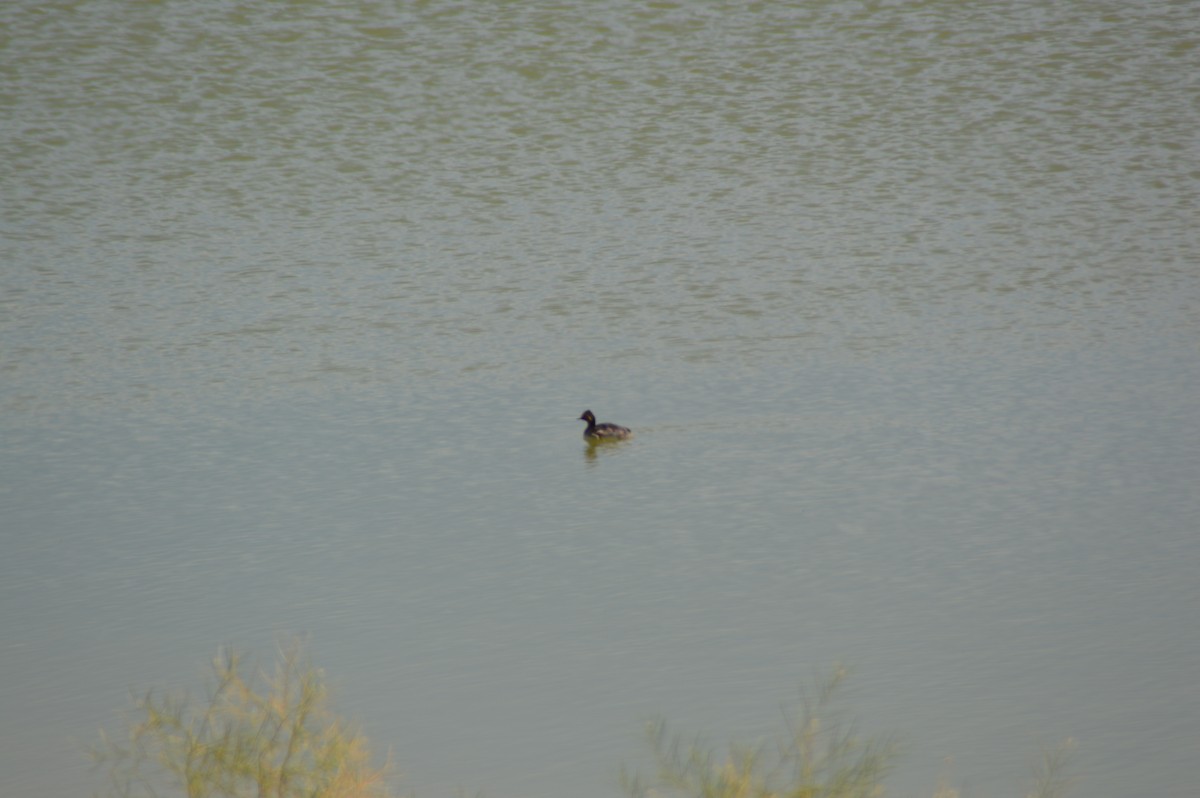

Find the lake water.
xmin=2 ymin=1 xmax=1198 ymax=796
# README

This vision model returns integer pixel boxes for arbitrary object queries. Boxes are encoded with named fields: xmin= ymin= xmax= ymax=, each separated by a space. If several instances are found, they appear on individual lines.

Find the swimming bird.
xmin=578 ymin=409 xmax=632 ymax=442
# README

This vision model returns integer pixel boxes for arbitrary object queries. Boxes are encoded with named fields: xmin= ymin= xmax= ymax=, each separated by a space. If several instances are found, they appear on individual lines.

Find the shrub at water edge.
xmin=93 ymin=648 xmax=1073 ymax=798
xmin=92 ymin=641 xmax=392 ymax=798
xmin=620 ymin=665 xmax=1075 ymax=798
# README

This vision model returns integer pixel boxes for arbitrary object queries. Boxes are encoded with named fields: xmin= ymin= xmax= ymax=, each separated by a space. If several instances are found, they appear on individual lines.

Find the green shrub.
xmin=619 ymin=666 xmax=1074 ymax=798
xmin=92 ymin=642 xmax=391 ymax=798
xmin=92 ymin=650 xmax=1073 ymax=798
xmin=620 ymin=666 xmax=897 ymax=798
xmin=1025 ymin=738 xmax=1077 ymax=798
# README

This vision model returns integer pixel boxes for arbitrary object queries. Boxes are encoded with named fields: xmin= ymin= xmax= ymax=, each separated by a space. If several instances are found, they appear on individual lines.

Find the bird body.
xmin=578 ymin=409 xmax=632 ymax=442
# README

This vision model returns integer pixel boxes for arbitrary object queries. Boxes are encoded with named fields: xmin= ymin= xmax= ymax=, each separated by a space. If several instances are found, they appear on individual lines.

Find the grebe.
xmin=578 ymin=410 xmax=632 ymax=442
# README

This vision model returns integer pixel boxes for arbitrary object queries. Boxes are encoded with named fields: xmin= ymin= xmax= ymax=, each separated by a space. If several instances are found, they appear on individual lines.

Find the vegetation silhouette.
xmin=92 ymin=641 xmax=391 ymax=798
xmin=94 ymin=647 xmax=1074 ymax=798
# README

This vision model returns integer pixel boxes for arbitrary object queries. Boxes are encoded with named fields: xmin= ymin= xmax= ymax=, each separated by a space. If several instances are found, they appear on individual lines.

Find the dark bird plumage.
xmin=578 ymin=409 xmax=632 ymax=442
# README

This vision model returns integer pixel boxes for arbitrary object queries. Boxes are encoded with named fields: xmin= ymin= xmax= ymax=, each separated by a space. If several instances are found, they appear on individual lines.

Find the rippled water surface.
xmin=3 ymin=2 xmax=1199 ymax=796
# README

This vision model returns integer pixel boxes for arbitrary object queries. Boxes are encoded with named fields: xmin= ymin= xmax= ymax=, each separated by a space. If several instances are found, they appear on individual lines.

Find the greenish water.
xmin=3 ymin=2 xmax=1198 ymax=796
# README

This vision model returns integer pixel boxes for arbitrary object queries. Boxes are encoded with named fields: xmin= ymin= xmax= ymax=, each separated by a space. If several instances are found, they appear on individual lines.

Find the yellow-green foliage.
xmin=92 ymin=649 xmax=1073 ymax=798
xmin=93 ymin=642 xmax=391 ymax=798
xmin=620 ymin=666 xmax=1075 ymax=798
xmin=620 ymin=667 xmax=897 ymax=798
xmin=1025 ymin=738 xmax=1077 ymax=798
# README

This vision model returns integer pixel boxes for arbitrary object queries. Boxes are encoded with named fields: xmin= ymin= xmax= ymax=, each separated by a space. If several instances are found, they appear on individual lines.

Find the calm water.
xmin=3 ymin=1 xmax=1199 ymax=796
